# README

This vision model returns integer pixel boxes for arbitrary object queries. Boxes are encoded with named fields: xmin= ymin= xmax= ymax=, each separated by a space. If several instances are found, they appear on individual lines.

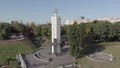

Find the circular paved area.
xmin=23 ymin=45 xmax=74 ymax=68
xmin=86 ymin=52 xmax=115 ymax=62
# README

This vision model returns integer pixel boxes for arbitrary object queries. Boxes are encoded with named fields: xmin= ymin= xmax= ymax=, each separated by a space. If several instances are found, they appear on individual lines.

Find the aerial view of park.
xmin=0 ymin=0 xmax=120 ymax=68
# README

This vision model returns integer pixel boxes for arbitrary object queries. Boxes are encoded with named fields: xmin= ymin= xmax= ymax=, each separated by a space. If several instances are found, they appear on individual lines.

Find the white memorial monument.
xmin=17 ymin=9 xmax=74 ymax=68
xmin=51 ymin=9 xmax=61 ymax=54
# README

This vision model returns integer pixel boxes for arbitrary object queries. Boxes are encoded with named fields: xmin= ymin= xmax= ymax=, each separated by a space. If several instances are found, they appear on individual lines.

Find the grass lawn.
xmin=76 ymin=42 xmax=120 ymax=68
xmin=0 ymin=40 xmax=35 ymax=67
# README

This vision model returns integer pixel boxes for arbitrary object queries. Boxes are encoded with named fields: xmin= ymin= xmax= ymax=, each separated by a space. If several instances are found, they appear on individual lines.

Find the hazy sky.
xmin=0 ymin=0 xmax=120 ymax=24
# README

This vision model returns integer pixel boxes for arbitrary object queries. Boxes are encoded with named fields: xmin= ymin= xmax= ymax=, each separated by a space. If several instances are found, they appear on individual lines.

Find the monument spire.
xmin=51 ymin=9 xmax=61 ymax=55
xmin=54 ymin=8 xmax=58 ymax=16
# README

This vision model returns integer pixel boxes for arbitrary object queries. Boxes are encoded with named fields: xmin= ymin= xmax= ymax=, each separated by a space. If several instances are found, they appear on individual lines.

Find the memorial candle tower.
xmin=51 ymin=9 xmax=61 ymax=54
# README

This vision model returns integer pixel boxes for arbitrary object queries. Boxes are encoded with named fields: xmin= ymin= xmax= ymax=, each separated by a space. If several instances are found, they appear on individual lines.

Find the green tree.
xmin=68 ymin=23 xmax=95 ymax=56
xmin=1 ymin=27 xmax=9 ymax=39
xmin=94 ymin=21 xmax=111 ymax=42
xmin=81 ymin=28 xmax=94 ymax=54
xmin=67 ymin=24 xmax=80 ymax=57
xmin=10 ymin=21 xmax=25 ymax=33
xmin=109 ymin=23 xmax=120 ymax=41
xmin=41 ymin=24 xmax=51 ymax=39
xmin=29 ymin=22 xmax=39 ymax=37
xmin=0 ymin=22 xmax=11 ymax=39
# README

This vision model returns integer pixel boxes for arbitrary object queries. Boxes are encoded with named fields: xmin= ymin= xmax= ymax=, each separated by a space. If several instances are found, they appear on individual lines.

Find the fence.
xmin=16 ymin=53 xmax=27 ymax=68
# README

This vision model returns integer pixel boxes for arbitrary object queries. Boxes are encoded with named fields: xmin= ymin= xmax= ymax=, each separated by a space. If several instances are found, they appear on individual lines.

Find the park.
xmin=0 ymin=9 xmax=120 ymax=68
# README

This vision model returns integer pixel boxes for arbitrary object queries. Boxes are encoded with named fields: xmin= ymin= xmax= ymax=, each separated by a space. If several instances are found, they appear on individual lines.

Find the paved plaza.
xmin=22 ymin=45 xmax=74 ymax=68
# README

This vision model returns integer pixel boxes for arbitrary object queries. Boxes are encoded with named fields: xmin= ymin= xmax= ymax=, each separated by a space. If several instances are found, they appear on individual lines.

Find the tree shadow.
xmin=90 ymin=45 xmax=105 ymax=53
xmin=32 ymin=41 xmax=41 ymax=48
xmin=62 ymin=47 xmax=69 ymax=54
xmin=78 ymin=44 xmax=105 ymax=58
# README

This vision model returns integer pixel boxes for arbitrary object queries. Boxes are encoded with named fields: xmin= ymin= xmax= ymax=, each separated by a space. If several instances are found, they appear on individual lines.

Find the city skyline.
xmin=0 ymin=0 xmax=120 ymax=24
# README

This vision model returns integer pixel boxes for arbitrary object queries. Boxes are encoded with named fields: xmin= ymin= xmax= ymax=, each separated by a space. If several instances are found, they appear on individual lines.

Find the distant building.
xmin=65 ymin=16 xmax=120 ymax=25
xmin=66 ymin=19 xmax=75 ymax=25
xmin=11 ymin=21 xmax=19 ymax=24
xmin=65 ymin=16 xmax=93 ymax=25
xmin=76 ymin=16 xmax=93 ymax=23
xmin=96 ymin=17 xmax=120 ymax=23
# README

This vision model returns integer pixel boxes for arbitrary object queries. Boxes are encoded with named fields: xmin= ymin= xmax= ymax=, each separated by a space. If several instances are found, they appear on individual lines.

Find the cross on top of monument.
xmin=54 ymin=9 xmax=58 ymax=16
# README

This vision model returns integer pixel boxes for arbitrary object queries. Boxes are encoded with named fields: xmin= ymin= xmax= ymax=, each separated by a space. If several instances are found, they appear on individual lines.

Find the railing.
xmin=16 ymin=53 xmax=27 ymax=68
